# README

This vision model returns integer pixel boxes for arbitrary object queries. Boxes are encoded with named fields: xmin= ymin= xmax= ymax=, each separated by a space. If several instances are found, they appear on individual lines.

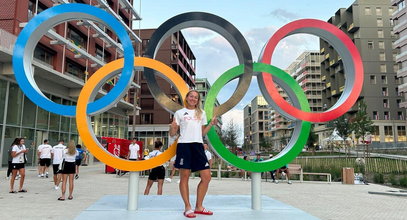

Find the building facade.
xmin=391 ymin=0 xmax=407 ymax=131
xmin=0 ymin=0 xmax=141 ymax=166
xmin=321 ymin=0 xmax=406 ymax=148
xmin=243 ymin=96 xmax=271 ymax=153
xmin=129 ymin=29 xmax=196 ymax=150
xmin=195 ymin=78 xmax=222 ymax=133
xmin=274 ymin=51 xmax=325 ymax=149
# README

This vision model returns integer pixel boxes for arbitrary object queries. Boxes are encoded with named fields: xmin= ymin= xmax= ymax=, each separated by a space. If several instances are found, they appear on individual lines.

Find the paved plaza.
xmin=0 ymin=163 xmax=406 ymax=220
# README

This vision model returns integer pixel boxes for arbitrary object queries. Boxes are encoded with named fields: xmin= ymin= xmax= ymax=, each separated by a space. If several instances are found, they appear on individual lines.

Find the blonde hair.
xmin=184 ymin=90 xmax=203 ymax=120
xmin=67 ymin=140 xmax=76 ymax=155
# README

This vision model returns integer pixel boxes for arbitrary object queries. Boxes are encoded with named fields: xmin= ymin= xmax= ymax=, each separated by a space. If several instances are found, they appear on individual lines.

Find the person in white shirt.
xmin=203 ymin=143 xmax=213 ymax=168
xmin=37 ymin=139 xmax=52 ymax=178
xmin=52 ymin=140 xmax=66 ymax=190
xmin=9 ymin=138 xmax=28 ymax=193
xmin=127 ymin=138 xmax=140 ymax=161
xmin=169 ymin=90 xmax=217 ymax=218
xmin=144 ymin=140 xmax=166 ymax=195
xmin=58 ymin=140 xmax=78 ymax=201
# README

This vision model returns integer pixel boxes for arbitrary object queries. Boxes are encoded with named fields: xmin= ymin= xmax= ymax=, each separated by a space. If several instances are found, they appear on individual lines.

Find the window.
xmin=376 ymin=7 xmax=382 ymax=16
xmin=384 ymin=111 xmax=390 ymax=120
xmin=365 ymin=7 xmax=372 ymax=15
xmin=141 ymin=113 xmax=153 ymax=124
xmin=393 ymin=52 xmax=398 ymax=61
xmin=140 ymin=98 xmax=154 ymax=110
xmin=65 ymin=59 xmax=86 ymax=81
xmin=389 ymin=6 xmax=395 ymax=15
xmin=396 ymin=87 xmax=401 ymax=96
xmin=383 ymin=99 xmax=389 ymax=108
xmin=377 ymin=18 xmax=383 ymax=27
xmin=395 ymin=76 xmax=402 ymax=84
xmin=372 ymin=126 xmax=380 ymax=141
xmin=381 ymin=75 xmax=387 ymax=84
xmin=95 ymin=45 xmax=111 ymax=63
xmin=370 ymin=75 xmax=376 ymax=84
xmin=379 ymin=52 xmax=386 ymax=61
xmin=378 ymin=30 xmax=384 ymax=38
xmin=398 ymin=112 xmax=405 ymax=120
xmin=398 ymin=126 xmax=406 ymax=141
xmin=373 ymin=111 xmax=379 ymax=120
xmin=34 ymin=44 xmax=54 ymax=66
xmin=380 ymin=64 xmax=387 ymax=73
xmin=368 ymin=41 xmax=374 ymax=49
xmin=382 ymin=87 xmax=388 ymax=96
xmin=67 ymin=25 xmax=86 ymax=48
xmin=397 ymin=99 xmax=402 ymax=108
xmin=394 ymin=64 xmax=400 ymax=72
xmin=378 ymin=41 xmax=385 ymax=49
xmin=384 ymin=126 xmax=393 ymax=142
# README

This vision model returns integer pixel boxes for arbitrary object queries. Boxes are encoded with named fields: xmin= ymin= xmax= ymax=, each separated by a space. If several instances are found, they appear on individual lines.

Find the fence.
xmin=292 ymin=157 xmax=407 ymax=175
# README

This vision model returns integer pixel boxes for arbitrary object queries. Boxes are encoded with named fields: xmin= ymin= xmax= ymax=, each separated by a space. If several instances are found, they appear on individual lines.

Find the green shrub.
xmin=389 ymin=174 xmax=398 ymax=186
xmin=400 ymin=176 xmax=407 ymax=187
xmin=373 ymin=173 xmax=384 ymax=184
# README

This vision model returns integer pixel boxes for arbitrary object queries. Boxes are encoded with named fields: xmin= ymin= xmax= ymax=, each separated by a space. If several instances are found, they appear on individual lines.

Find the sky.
xmin=135 ymin=0 xmax=356 ymax=143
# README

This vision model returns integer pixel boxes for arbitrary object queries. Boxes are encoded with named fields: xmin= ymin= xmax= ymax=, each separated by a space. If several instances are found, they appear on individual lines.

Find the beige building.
xmin=243 ymin=96 xmax=271 ymax=152
xmin=321 ymin=0 xmax=406 ymax=148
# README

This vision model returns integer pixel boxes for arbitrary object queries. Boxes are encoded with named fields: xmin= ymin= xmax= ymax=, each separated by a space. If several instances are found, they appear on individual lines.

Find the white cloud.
xmin=266 ymin=9 xmax=300 ymax=22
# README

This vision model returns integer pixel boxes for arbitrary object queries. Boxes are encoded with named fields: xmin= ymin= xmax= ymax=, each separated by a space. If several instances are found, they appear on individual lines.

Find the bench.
xmin=288 ymin=164 xmax=331 ymax=183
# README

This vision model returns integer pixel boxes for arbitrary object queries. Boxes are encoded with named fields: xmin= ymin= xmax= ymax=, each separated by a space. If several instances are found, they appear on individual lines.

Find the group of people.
xmin=6 ymin=138 xmax=86 ymax=201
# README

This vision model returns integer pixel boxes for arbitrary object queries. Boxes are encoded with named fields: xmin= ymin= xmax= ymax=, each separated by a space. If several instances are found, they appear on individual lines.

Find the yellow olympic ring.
xmin=76 ymin=57 xmax=189 ymax=171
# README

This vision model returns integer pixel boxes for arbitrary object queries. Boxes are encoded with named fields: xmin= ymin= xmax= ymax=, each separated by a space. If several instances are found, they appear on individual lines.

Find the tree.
xmin=306 ymin=125 xmax=318 ymax=155
xmin=221 ymin=119 xmax=240 ymax=155
xmin=333 ymin=115 xmax=352 ymax=155
xmin=351 ymin=101 xmax=373 ymax=157
xmin=259 ymin=137 xmax=272 ymax=153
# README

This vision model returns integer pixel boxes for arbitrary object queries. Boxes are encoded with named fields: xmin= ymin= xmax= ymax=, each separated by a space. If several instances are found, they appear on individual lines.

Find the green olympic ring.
xmin=205 ymin=62 xmax=311 ymax=172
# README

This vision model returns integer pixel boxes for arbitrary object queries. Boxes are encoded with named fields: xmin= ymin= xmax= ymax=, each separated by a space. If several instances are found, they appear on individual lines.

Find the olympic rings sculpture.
xmin=13 ymin=4 xmax=363 ymax=172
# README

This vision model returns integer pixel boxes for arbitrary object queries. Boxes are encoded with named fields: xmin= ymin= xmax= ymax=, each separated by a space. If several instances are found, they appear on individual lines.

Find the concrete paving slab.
xmin=75 ymin=195 xmax=319 ymax=220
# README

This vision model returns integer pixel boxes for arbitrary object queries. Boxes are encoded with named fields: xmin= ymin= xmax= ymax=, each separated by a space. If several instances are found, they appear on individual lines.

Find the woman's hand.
xmin=210 ymin=116 xmax=218 ymax=126
xmin=169 ymin=118 xmax=178 ymax=136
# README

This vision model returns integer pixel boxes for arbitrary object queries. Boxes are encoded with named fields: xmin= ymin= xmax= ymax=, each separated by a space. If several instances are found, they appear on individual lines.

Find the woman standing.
xmin=9 ymin=138 xmax=27 ymax=193
xmin=170 ymin=90 xmax=217 ymax=218
xmin=58 ymin=141 xmax=78 ymax=201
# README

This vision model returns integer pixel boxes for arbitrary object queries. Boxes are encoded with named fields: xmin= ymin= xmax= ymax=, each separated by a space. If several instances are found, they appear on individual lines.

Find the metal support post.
xmin=127 ymin=171 xmax=139 ymax=211
xmin=251 ymin=172 xmax=261 ymax=210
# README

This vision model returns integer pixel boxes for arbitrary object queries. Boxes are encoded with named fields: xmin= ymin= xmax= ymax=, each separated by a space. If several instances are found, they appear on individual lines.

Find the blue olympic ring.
xmin=12 ymin=4 xmax=134 ymax=117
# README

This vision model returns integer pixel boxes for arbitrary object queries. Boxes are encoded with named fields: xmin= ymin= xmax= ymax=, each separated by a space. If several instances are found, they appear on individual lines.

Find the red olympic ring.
xmin=260 ymin=19 xmax=364 ymax=122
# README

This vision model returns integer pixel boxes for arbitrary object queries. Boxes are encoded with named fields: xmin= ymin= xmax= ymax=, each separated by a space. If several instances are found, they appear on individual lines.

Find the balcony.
xmin=393 ymin=19 xmax=407 ymax=34
xmin=347 ymin=23 xmax=359 ymax=33
xmin=399 ymin=83 xmax=407 ymax=93
xmin=397 ymin=66 xmax=407 ymax=78
xmin=331 ymin=90 xmax=337 ymax=96
xmin=391 ymin=0 xmax=401 ymax=6
xmin=393 ymin=34 xmax=407 ymax=48
xmin=320 ymin=47 xmax=325 ymax=54
xmin=339 ymin=85 xmax=345 ymax=92
xmin=396 ymin=50 xmax=407 ymax=63
xmin=321 ymin=75 xmax=326 ymax=81
xmin=326 ymin=82 xmax=331 ymax=88
xmin=324 ymin=53 xmax=330 ymax=60
xmin=392 ymin=3 xmax=407 ymax=19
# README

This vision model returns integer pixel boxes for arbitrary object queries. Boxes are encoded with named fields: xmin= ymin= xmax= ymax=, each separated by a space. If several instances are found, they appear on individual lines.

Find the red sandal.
xmin=194 ymin=208 xmax=213 ymax=215
xmin=183 ymin=210 xmax=196 ymax=218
